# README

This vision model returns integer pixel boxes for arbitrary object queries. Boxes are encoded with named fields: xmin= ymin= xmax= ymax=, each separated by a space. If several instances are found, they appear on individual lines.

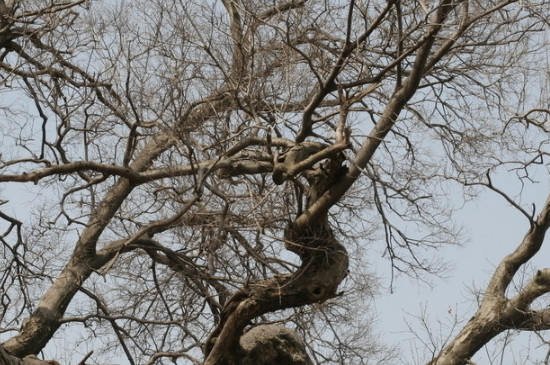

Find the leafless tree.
xmin=1 ymin=0 xmax=550 ymax=364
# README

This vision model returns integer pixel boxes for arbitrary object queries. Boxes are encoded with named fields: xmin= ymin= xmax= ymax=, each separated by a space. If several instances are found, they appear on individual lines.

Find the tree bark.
xmin=239 ymin=325 xmax=313 ymax=365
xmin=0 ymin=345 xmax=59 ymax=365
xmin=204 ymin=149 xmax=349 ymax=365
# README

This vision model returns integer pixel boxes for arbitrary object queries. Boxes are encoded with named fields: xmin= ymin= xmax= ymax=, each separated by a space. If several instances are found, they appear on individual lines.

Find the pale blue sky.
xmin=375 ymin=178 xmax=550 ymax=364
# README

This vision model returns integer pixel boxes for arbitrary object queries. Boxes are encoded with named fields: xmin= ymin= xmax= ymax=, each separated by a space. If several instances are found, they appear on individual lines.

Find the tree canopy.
xmin=1 ymin=1 xmax=550 ymax=364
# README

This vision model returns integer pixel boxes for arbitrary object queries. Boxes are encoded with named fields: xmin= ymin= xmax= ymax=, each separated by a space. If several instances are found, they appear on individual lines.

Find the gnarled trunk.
xmin=204 ymin=148 xmax=350 ymax=365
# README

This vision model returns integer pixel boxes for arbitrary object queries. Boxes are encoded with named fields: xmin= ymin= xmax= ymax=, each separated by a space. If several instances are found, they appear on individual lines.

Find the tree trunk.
xmin=204 ymin=149 xmax=350 ymax=365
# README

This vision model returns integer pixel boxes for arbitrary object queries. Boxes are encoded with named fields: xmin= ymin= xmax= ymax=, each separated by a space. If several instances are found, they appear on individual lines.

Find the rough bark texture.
xmin=239 ymin=325 xmax=313 ymax=365
xmin=203 ymin=147 xmax=349 ymax=365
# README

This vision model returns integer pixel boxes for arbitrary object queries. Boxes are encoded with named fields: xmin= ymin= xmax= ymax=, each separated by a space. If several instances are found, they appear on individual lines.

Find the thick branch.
xmin=1 ymin=152 xmax=275 ymax=185
xmin=0 ymin=161 xmax=145 ymax=184
xmin=484 ymin=193 xmax=550 ymax=302
xmin=515 ymin=308 xmax=550 ymax=331
xmin=258 ymin=0 xmax=307 ymax=20
xmin=508 ymin=268 xmax=550 ymax=311
xmin=0 ymin=344 xmax=59 ymax=365
xmin=204 ymin=240 xmax=348 ymax=365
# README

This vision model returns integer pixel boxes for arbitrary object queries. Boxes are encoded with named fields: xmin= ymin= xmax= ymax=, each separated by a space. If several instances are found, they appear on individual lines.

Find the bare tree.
xmin=1 ymin=0 xmax=550 ymax=364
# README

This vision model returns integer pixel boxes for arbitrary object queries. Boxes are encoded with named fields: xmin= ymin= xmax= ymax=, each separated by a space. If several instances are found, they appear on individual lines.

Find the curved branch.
xmin=205 ymin=137 xmax=349 ymax=365
xmin=508 ymin=268 xmax=550 ymax=311
xmin=485 ymin=193 xmax=550 ymax=301
xmin=0 ymin=161 xmax=145 ymax=184
xmin=0 ymin=152 xmax=274 ymax=185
